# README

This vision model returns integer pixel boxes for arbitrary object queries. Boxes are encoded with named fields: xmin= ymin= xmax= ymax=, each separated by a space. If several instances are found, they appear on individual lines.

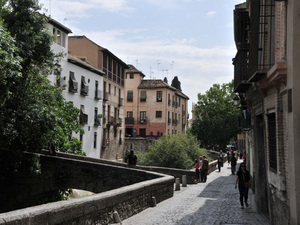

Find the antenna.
xmin=171 ymin=61 xmax=174 ymax=78
xmin=135 ymin=59 xmax=140 ymax=68
xmin=157 ymin=60 xmax=161 ymax=79
xmin=149 ymin=67 xmax=154 ymax=79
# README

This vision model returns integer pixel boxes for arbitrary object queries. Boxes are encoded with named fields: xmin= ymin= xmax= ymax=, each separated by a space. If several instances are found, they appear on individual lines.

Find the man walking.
xmin=127 ymin=150 xmax=138 ymax=168
xmin=231 ymin=152 xmax=237 ymax=175
xmin=201 ymin=155 xmax=209 ymax=182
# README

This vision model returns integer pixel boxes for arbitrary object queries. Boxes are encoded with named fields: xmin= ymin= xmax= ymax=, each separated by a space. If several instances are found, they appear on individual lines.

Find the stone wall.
xmin=0 ymin=176 xmax=174 ymax=225
xmin=52 ymin=151 xmax=220 ymax=185
xmin=0 ymin=152 xmax=163 ymax=213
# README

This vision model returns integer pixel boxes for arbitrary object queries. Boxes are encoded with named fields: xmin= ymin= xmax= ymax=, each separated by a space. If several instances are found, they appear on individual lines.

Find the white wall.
xmin=61 ymin=61 xmax=103 ymax=158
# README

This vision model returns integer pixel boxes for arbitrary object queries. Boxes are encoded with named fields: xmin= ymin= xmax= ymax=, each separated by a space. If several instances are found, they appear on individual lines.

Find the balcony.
xmin=80 ymin=112 xmax=88 ymax=125
xmin=138 ymin=117 xmax=147 ymax=124
xmin=94 ymin=117 xmax=101 ymax=126
xmin=125 ymin=117 xmax=134 ymax=124
xmin=233 ymin=49 xmax=251 ymax=93
xmin=80 ymin=85 xmax=89 ymax=96
xmin=95 ymin=89 xmax=102 ymax=100
xmin=168 ymin=118 xmax=171 ymax=124
xmin=168 ymin=99 xmax=171 ymax=106
xmin=114 ymin=118 xmax=122 ymax=127
xmin=118 ymin=98 xmax=124 ymax=106
xmin=69 ymin=79 xmax=78 ymax=93
xmin=103 ymin=92 xmax=109 ymax=101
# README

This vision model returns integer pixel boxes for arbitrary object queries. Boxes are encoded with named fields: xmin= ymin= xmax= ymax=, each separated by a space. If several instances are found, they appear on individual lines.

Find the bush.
xmin=137 ymin=134 xmax=211 ymax=170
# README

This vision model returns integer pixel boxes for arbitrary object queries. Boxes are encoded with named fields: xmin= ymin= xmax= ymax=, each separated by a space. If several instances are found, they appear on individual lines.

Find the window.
xmin=140 ymin=91 xmax=147 ymax=102
xmin=156 ymin=111 xmax=162 ymax=118
xmin=268 ymin=113 xmax=277 ymax=171
xmin=95 ymin=80 xmax=101 ymax=99
xmin=130 ymin=74 xmax=134 ymax=79
xmin=168 ymin=94 xmax=171 ymax=106
xmin=80 ymin=76 xmax=89 ymax=96
xmin=127 ymin=111 xmax=133 ymax=118
xmin=69 ymin=71 xmax=78 ymax=93
xmin=127 ymin=91 xmax=133 ymax=102
xmin=140 ymin=111 xmax=147 ymax=123
xmin=94 ymin=132 xmax=97 ymax=148
xmin=80 ymin=105 xmax=88 ymax=124
xmin=157 ymin=91 xmax=162 ymax=102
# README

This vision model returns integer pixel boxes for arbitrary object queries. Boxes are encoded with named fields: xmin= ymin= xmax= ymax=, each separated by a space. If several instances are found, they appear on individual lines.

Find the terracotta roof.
xmin=68 ymin=53 xmax=104 ymax=75
xmin=138 ymin=79 xmax=189 ymax=100
xmin=126 ymin=65 xmax=146 ymax=77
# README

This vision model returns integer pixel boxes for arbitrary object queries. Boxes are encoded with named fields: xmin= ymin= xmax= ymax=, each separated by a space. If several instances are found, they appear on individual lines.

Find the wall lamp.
xmin=233 ymin=94 xmax=240 ymax=106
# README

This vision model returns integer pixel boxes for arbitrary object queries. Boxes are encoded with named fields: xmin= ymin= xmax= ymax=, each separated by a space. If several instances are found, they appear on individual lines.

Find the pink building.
xmin=125 ymin=65 xmax=189 ymax=138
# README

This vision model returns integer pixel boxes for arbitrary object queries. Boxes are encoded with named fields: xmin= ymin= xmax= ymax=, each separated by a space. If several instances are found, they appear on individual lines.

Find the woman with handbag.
xmin=235 ymin=162 xmax=250 ymax=209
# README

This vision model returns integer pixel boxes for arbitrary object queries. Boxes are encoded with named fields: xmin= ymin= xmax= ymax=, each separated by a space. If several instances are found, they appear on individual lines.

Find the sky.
xmin=39 ymin=0 xmax=245 ymax=116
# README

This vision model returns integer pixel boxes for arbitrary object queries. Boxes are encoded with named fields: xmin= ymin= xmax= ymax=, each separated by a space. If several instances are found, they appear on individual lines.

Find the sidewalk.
xmin=121 ymin=159 xmax=269 ymax=225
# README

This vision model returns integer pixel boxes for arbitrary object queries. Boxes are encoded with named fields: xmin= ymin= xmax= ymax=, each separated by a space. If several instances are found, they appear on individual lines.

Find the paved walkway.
xmin=121 ymin=160 xmax=269 ymax=225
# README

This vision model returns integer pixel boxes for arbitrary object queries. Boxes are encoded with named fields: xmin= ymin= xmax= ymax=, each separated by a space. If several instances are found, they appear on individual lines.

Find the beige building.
xmin=125 ymin=65 xmax=189 ymax=138
xmin=68 ymin=36 xmax=128 ymax=161
xmin=233 ymin=0 xmax=300 ymax=224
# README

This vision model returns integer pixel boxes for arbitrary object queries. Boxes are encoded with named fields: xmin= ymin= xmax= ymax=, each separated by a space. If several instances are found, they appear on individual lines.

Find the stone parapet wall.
xmin=0 ymin=175 xmax=174 ymax=225
xmin=46 ymin=151 xmax=220 ymax=184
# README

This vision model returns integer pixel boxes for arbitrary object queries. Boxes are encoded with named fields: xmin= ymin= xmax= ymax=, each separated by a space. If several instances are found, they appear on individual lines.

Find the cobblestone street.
xmin=121 ymin=160 xmax=270 ymax=225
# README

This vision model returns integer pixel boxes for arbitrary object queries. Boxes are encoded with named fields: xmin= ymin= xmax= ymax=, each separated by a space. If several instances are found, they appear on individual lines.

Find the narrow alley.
xmin=121 ymin=160 xmax=269 ymax=225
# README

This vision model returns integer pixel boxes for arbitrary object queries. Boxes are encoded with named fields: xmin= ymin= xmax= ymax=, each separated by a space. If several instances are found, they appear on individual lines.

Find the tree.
xmin=190 ymin=81 xmax=240 ymax=150
xmin=137 ymin=134 xmax=211 ymax=169
xmin=0 ymin=0 xmax=83 ymax=174
xmin=171 ymin=76 xmax=182 ymax=91
xmin=163 ymin=77 xmax=168 ymax=84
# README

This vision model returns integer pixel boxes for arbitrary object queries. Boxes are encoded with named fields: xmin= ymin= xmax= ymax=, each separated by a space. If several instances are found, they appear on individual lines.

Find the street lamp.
xmin=233 ymin=94 xmax=240 ymax=106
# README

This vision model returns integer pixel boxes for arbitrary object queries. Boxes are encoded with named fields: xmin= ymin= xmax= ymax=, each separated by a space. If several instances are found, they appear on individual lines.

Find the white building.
xmin=47 ymin=19 xmax=104 ymax=158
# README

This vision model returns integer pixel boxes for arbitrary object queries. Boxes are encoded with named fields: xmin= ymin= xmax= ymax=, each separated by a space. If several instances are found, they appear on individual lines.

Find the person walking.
xmin=199 ymin=156 xmax=203 ymax=182
xmin=127 ymin=150 xmax=138 ymax=168
xmin=194 ymin=159 xmax=200 ymax=183
xmin=235 ymin=162 xmax=250 ymax=209
xmin=201 ymin=155 xmax=208 ymax=182
xmin=231 ymin=152 xmax=237 ymax=175
xmin=217 ymin=154 xmax=222 ymax=172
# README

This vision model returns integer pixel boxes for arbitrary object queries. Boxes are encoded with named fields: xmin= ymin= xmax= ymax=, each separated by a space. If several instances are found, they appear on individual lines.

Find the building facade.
xmin=125 ymin=65 xmax=189 ymax=138
xmin=233 ymin=0 xmax=300 ymax=224
xmin=68 ymin=36 xmax=128 ymax=161
xmin=48 ymin=20 xmax=104 ymax=158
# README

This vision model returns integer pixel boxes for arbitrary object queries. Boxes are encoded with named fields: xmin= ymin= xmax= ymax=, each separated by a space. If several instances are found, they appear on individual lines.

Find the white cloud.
xmin=206 ymin=11 xmax=217 ymax=16
xmin=40 ymin=0 xmax=132 ymax=20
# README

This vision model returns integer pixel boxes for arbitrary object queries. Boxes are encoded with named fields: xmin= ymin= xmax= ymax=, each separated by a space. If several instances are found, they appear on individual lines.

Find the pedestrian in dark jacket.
xmin=231 ymin=153 xmax=237 ymax=175
xmin=235 ymin=162 xmax=250 ymax=209
xmin=201 ymin=155 xmax=208 ymax=182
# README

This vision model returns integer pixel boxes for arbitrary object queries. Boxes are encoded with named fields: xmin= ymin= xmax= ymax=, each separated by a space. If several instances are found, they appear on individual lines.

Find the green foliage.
xmin=0 ymin=0 xmax=84 ymax=207
xmin=60 ymin=137 xmax=86 ymax=156
xmin=190 ymin=81 xmax=240 ymax=150
xmin=171 ymin=76 xmax=182 ymax=91
xmin=137 ymin=134 xmax=211 ymax=170
xmin=0 ymin=0 xmax=82 ymax=158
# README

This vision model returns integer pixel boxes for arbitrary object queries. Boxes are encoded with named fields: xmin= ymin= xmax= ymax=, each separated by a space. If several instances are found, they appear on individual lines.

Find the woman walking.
xmin=235 ymin=162 xmax=250 ymax=209
xmin=217 ymin=154 xmax=222 ymax=172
